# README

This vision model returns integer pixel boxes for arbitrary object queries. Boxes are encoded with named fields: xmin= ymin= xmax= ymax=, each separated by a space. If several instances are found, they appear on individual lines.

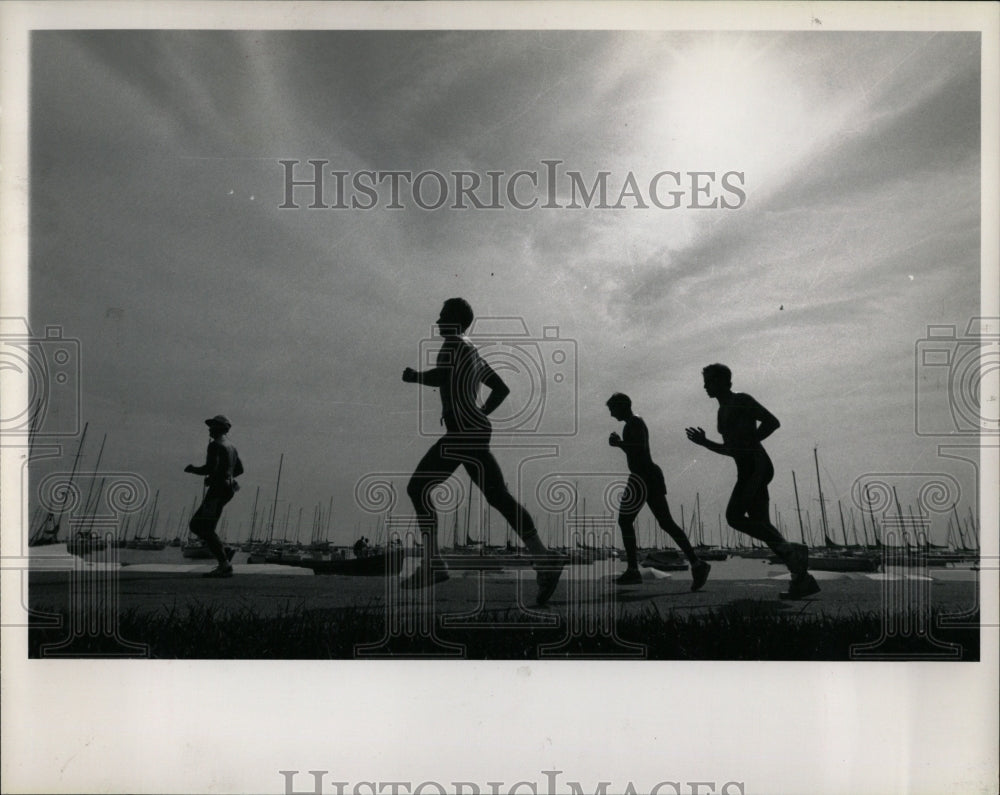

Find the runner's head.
xmin=606 ymin=392 xmax=632 ymax=420
xmin=205 ymin=415 xmax=231 ymax=438
xmin=701 ymin=364 xmax=732 ymax=398
xmin=437 ymin=297 xmax=474 ymax=337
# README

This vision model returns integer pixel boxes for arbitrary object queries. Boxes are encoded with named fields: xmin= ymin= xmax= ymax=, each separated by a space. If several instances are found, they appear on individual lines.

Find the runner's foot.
xmin=534 ymin=554 xmax=565 ymax=606
xmin=690 ymin=561 xmax=711 ymax=592
xmin=779 ymin=573 xmax=820 ymax=600
xmin=202 ymin=565 xmax=234 ymax=578
xmin=616 ymin=568 xmax=643 ymax=586
xmin=778 ymin=542 xmax=809 ymax=577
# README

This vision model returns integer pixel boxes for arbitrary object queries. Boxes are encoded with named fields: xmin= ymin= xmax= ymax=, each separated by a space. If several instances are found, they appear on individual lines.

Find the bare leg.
xmin=190 ymin=492 xmax=233 ymax=572
xmin=460 ymin=440 xmax=563 ymax=604
xmin=725 ymin=466 xmax=786 ymax=552
xmin=618 ymin=513 xmax=639 ymax=570
xmin=405 ymin=438 xmax=460 ymax=580
xmin=647 ymin=491 xmax=700 ymax=564
xmin=463 ymin=444 xmax=547 ymax=555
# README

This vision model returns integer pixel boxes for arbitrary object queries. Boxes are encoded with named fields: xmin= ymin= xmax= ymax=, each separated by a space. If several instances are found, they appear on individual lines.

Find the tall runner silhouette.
xmin=402 ymin=298 xmax=564 ymax=605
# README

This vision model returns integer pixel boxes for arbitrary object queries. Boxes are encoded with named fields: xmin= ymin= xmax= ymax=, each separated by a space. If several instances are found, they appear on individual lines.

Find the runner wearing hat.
xmin=184 ymin=415 xmax=243 ymax=577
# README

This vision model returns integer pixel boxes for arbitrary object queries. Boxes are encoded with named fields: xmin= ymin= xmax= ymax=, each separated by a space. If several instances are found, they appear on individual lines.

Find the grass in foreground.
xmin=28 ymin=602 xmax=980 ymax=660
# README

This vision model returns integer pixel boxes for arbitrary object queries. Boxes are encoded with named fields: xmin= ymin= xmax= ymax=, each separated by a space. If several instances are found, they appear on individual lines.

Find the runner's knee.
xmin=725 ymin=505 xmax=747 ymax=529
xmin=406 ymin=476 xmax=431 ymax=508
xmin=481 ymin=482 xmax=514 ymax=510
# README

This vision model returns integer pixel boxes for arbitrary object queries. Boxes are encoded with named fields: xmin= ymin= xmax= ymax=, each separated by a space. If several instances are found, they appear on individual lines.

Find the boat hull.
xmin=641 ymin=551 xmax=689 ymax=572
xmin=808 ymin=554 xmax=881 ymax=573
xmin=181 ymin=543 xmax=236 ymax=561
xmin=298 ymin=549 xmax=404 ymax=576
xmin=767 ymin=551 xmax=882 ymax=573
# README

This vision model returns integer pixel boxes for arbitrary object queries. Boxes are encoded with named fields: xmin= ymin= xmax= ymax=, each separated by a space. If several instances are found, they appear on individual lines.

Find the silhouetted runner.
xmin=184 ymin=415 xmax=243 ymax=578
xmin=402 ymin=298 xmax=564 ymax=605
xmin=607 ymin=393 xmax=710 ymax=590
xmin=685 ymin=364 xmax=819 ymax=599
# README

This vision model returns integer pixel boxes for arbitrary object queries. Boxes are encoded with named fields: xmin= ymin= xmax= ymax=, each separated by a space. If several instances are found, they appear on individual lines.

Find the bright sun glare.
xmin=649 ymin=35 xmax=810 ymax=182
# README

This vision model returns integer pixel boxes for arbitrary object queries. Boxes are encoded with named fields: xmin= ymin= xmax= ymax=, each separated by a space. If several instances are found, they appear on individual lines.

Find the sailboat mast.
xmin=695 ymin=492 xmax=702 ymax=545
xmin=847 ymin=507 xmax=860 ymax=546
xmin=891 ymin=486 xmax=906 ymax=546
xmin=856 ymin=503 xmax=870 ymax=547
xmin=865 ymin=484 xmax=881 ymax=544
xmin=950 ymin=503 xmax=967 ymax=549
xmin=78 ymin=432 xmax=107 ymax=536
xmin=813 ymin=447 xmax=831 ymax=542
xmin=907 ymin=505 xmax=921 ymax=547
xmin=966 ymin=506 xmax=979 ymax=548
xmin=248 ymin=486 xmax=261 ymax=543
xmin=54 ymin=422 xmax=89 ymax=536
xmin=837 ymin=501 xmax=849 ymax=547
xmin=269 ymin=453 xmax=284 ymax=541
xmin=465 ymin=474 xmax=473 ymax=546
xmin=139 ymin=490 xmax=160 ymax=540
xmin=792 ymin=470 xmax=806 ymax=545
xmin=85 ymin=477 xmax=106 ymax=537
xmin=964 ymin=518 xmax=977 ymax=550
xmin=149 ymin=490 xmax=160 ymax=539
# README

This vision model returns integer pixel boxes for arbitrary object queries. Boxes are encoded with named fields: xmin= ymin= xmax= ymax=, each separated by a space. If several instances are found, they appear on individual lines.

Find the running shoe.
xmin=779 ymin=573 xmax=821 ymax=600
xmin=779 ymin=542 xmax=809 ymax=576
xmin=690 ymin=561 xmax=711 ymax=592
xmin=616 ymin=568 xmax=643 ymax=586
xmin=202 ymin=565 xmax=234 ymax=578
xmin=534 ymin=557 xmax=565 ymax=605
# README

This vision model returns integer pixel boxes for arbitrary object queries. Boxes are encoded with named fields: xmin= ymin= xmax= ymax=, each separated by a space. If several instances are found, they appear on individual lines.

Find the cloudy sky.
xmin=26 ymin=29 xmax=984 ymax=547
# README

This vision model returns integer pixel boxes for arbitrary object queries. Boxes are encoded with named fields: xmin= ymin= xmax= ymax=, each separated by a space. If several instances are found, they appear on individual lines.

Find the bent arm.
xmin=403 ymin=366 xmax=446 ymax=387
xmin=417 ymin=368 xmax=445 ymax=387
xmin=701 ymin=438 xmax=731 ymax=456
xmin=187 ymin=443 xmax=219 ymax=475
xmin=479 ymin=368 xmax=510 ymax=416
xmin=685 ymin=426 xmax=731 ymax=457
xmin=754 ymin=403 xmax=780 ymax=442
